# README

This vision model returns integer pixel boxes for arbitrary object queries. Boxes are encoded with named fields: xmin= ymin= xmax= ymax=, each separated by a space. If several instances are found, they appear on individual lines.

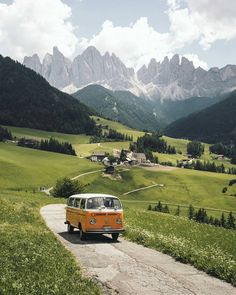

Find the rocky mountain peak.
xmin=22 ymin=47 xmax=236 ymax=100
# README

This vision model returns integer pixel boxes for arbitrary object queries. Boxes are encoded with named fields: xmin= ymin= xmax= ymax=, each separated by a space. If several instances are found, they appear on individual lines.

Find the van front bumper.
xmin=85 ymin=228 xmax=125 ymax=234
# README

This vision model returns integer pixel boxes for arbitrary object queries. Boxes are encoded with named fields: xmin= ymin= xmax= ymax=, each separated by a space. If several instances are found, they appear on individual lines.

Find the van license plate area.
xmin=103 ymin=226 xmax=112 ymax=231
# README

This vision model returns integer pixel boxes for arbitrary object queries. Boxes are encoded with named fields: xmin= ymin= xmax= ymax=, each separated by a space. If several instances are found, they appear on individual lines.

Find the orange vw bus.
xmin=65 ymin=193 xmax=124 ymax=241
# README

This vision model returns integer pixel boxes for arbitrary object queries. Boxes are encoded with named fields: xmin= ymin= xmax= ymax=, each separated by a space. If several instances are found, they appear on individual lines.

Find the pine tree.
xmin=175 ymin=205 xmax=180 ymax=216
xmin=147 ymin=204 xmax=152 ymax=211
xmin=226 ymin=212 xmax=235 ymax=229
xmin=220 ymin=213 xmax=226 ymax=227
xmin=163 ymin=205 xmax=170 ymax=214
xmin=188 ymin=205 xmax=195 ymax=220
xmin=208 ymin=216 xmax=214 ymax=225
xmin=156 ymin=201 xmax=163 ymax=212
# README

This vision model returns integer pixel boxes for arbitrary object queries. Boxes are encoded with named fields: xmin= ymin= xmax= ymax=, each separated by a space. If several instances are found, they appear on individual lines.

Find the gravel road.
xmin=41 ymin=204 xmax=236 ymax=295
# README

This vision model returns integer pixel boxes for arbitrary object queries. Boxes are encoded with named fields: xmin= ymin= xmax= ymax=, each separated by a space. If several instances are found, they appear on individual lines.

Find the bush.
xmin=52 ymin=177 xmax=84 ymax=198
xmin=222 ymin=187 xmax=228 ymax=193
xmin=229 ymin=179 xmax=236 ymax=186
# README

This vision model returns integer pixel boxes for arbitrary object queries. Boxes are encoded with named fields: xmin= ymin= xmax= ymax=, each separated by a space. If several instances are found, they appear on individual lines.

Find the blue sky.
xmin=0 ymin=0 xmax=236 ymax=70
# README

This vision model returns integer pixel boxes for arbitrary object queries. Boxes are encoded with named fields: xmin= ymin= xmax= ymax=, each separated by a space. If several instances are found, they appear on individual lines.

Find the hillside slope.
xmin=73 ymin=84 xmax=221 ymax=131
xmin=165 ymin=90 xmax=236 ymax=142
xmin=73 ymin=84 xmax=163 ymax=131
xmin=0 ymin=55 xmax=96 ymax=134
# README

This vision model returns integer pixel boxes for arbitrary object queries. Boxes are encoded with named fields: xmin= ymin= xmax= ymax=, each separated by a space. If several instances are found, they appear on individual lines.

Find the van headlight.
xmin=90 ymin=218 xmax=96 ymax=225
xmin=116 ymin=218 xmax=122 ymax=224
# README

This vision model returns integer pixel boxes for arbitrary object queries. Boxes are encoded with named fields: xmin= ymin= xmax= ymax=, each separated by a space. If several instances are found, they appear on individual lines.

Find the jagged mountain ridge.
xmin=23 ymin=46 xmax=236 ymax=100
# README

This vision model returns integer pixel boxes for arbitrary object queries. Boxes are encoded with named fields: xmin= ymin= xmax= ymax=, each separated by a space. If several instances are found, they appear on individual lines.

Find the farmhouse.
xmin=90 ymin=152 xmax=106 ymax=162
xmin=178 ymin=159 xmax=193 ymax=167
xmin=113 ymin=149 xmax=121 ymax=159
xmin=132 ymin=153 xmax=147 ymax=164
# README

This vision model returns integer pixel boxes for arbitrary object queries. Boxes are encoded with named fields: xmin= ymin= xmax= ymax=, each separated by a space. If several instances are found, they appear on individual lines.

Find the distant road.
xmin=43 ymin=169 xmax=103 ymax=195
xmin=123 ymin=183 xmax=164 ymax=195
xmin=41 ymin=204 xmax=236 ymax=295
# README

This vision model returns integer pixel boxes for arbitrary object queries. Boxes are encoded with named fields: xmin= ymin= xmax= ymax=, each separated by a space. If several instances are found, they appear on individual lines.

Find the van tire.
xmin=67 ymin=223 xmax=74 ymax=234
xmin=112 ymin=233 xmax=119 ymax=242
xmin=79 ymin=224 xmax=87 ymax=241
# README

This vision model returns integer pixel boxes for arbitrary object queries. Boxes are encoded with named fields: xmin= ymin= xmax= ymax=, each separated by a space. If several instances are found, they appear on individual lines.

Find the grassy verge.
xmin=0 ymin=190 xmax=101 ymax=295
xmin=0 ymin=143 xmax=102 ymax=294
xmin=124 ymin=209 xmax=236 ymax=286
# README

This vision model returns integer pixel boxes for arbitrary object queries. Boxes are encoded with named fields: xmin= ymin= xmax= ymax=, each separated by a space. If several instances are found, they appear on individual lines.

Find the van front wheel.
xmin=79 ymin=225 xmax=87 ymax=241
xmin=67 ymin=223 xmax=74 ymax=234
xmin=112 ymin=233 xmax=119 ymax=242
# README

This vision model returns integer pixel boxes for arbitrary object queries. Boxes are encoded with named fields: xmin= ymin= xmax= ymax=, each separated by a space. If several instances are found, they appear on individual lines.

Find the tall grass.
xmin=0 ymin=191 xmax=101 ymax=295
xmin=124 ymin=209 xmax=236 ymax=286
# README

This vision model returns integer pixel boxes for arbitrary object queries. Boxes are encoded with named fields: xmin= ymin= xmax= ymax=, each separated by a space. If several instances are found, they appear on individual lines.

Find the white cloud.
xmin=168 ymin=0 xmax=236 ymax=49
xmin=0 ymin=0 xmax=77 ymax=60
xmin=2 ymin=0 xmax=234 ymax=70
xmin=78 ymin=17 xmax=208 ymax=70
xmin=79 ymin=17 xmax=170 ymax=69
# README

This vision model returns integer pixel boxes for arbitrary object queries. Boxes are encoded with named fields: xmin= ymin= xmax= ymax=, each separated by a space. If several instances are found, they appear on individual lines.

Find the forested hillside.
xmin=0 ymin=55 xmax=96 ymax=134
xmin=165 ymin=90 xmax=236 ymax=143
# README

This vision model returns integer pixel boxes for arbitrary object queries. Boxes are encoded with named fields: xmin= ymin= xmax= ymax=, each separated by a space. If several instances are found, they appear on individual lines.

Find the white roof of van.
xmin=68 ymin=193 xmax=118 ymax=199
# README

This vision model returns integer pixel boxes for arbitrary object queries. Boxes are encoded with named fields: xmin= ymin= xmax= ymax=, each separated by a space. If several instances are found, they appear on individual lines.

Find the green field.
xmin=5 ymin=125 xmax=90 ymax=144
xmin=0 ymin=143 xmax=100 ymax=190
xmin=79 ymin=166 xmax=236 ymax=216
xmin=1 ymin=124 xmax=236 ymax=290
xmin=0 ymin=143 xmax=101 ymax=294
xmin=0 ymin=191 xmax=101 ymax=295
xmin=6 ymin=119 xmax=236 ymax=170
xmin=92 ymin=116 xmax=145 ymax=140
xmin=124 ymin=209 xmax=236 ymax=285
xmin=74 ymin=141 xmax=130 ymax=158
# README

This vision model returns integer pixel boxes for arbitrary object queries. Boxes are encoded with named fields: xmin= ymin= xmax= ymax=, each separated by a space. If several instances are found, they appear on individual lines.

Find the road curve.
xmin=41 ymin=204 xmax=236 ymax=295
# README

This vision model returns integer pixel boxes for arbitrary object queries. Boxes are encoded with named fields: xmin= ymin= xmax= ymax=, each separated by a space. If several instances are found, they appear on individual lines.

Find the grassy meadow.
xmin=0 ymin=142 xmax=100 ymax=190
xmin=0 ymin=142 xmax=101 ymax=294
xmin=91 ymin=116 xmax=145 ymax=140
xmin=124 ymin=209 xmax=236 ymax=286
xmin=80 ymin=166 xmax=236 ymax=216
xmin=1 ymin=122 xmax=236 ymax=290
xmin=5 ymin=125 xmax=90 ymax=144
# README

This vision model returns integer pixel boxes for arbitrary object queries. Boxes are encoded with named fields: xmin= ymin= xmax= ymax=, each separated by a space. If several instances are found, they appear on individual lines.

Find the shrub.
xmin=229 ymin=179 xmax=236 ymax=186
xmin=147 ymin=204 xmax=152 ymax=210
xmin=222 ymin=187 xmax=228 ymax=193
xmin=52 ymin=177 xmax=84 ymax=198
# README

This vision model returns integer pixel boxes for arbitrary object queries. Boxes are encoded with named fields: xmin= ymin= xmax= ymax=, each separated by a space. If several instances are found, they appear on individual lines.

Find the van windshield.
xmin=86 ymin=197 xmax=122 ymax=209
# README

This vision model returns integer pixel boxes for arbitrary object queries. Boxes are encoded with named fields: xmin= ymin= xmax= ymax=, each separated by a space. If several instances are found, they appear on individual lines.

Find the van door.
xmin=80 ymin=198 xmax=86 ymax=230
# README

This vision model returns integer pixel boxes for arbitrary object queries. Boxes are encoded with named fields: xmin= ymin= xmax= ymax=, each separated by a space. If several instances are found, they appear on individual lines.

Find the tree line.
xmin=188 ymin=205 xmax=235 ymax=229
xmin=210 ymin=142 xmax=236 ymax=164
xmin=90 ymin=128 xmax=133 ymax=143
xmin=130 ymin=133 xmax=176 ymax=154
xmin=18 ymin=137 xmax=76 ymax=156
xmin=148 ymin=201 xmax=235 ymax=230
xmin=0 ymin=126 xmax=12 ymax=142
xmin=178 ymin=159 xmax=236 ymax=175
xmin=104 ymin=129 xmax=133 ymax=141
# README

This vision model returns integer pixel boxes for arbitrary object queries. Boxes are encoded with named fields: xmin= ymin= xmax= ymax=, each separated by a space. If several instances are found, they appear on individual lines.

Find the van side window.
xmin=80 ymin=199 xmax=86 ymax=209
xmin=68 ymin=198 xmax=74 ymax=207
xmin=74 ymin=199 xmax=81 ymax=208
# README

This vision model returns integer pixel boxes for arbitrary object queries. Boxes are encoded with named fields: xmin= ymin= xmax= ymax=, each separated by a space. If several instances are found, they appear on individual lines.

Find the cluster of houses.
xmin=90 ymin=149 xmax=152 ymax=173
